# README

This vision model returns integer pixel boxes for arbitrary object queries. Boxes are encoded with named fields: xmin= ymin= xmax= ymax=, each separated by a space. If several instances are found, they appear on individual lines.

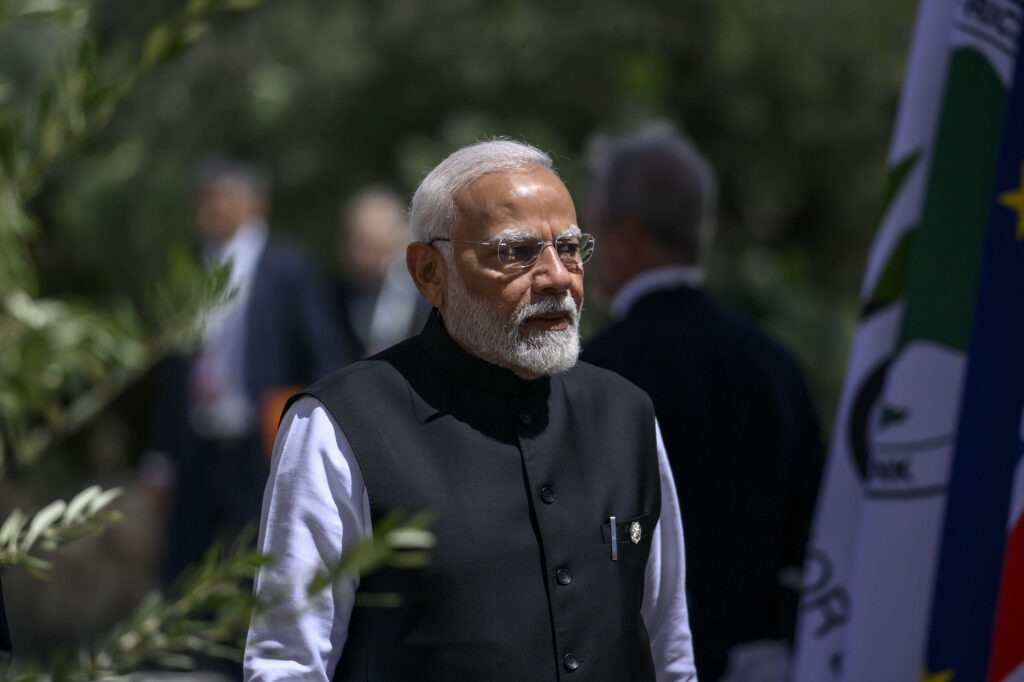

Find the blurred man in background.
xmin=148 ymin=155 xmax=353 ymax=585
xmin=582 ymin=129 xmax=825 ymax=682
xmin=334 ymin=185 xmax=430 ymax=357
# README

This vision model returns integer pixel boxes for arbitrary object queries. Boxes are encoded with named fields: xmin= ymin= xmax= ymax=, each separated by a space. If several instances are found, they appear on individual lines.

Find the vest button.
xmin=540 ymin=486 xmax=555 ymax=504
xmin=563 ymin=653 xmax=580 ymax=671
xmin=518 ymin=410 xmax=533 ymax=426
xmin=556 ymin=568 xmax=572 ymax=585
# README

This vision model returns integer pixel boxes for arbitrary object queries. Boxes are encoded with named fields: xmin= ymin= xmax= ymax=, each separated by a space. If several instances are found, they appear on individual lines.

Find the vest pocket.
xmin=600 ymin=513 xmax=652 ymax=546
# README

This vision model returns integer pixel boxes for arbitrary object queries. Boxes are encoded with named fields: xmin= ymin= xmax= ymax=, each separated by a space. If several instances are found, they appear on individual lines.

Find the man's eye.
xmin=557 ymin=240 xmax=580 ymax=256
xmin=502 ymin=242 xmax=539 ymax=263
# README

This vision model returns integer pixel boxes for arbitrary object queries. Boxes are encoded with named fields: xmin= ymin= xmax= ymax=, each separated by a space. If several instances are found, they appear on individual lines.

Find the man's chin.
xmin=507 ymin=328 xmax=581 ymax=376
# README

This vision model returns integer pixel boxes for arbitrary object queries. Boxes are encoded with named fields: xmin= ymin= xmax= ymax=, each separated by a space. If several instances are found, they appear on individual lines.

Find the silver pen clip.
xmin=610 ymin=515 xmax=618 ymax=561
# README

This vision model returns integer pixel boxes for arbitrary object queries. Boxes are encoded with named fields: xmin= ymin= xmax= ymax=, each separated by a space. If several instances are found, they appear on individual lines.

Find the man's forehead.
xmin=458 ymin=166 xmax=566 ymax=202
xmin=454 ymin=167 xmax=575 ymax=236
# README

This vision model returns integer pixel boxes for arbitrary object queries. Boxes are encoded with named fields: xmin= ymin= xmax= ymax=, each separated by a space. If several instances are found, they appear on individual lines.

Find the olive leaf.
xmin=20 ymin=499 xmax=67 ymax=552
xmin=0 ymin=485 xmax=123 ymax=571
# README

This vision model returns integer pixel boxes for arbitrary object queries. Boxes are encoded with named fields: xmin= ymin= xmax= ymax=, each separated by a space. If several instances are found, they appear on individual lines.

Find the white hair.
xmin=409 ymin=139 xmax=554 ymax=243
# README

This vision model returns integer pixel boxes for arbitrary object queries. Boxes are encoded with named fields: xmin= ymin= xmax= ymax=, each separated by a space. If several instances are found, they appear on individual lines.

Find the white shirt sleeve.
xmin=642 ymin=419 xmax=699 ymax=681
xmin=244 ymin=396 xmax=370 ymax=682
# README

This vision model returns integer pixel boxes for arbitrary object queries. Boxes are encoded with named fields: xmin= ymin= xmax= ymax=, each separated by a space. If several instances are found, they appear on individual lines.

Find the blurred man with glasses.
xmin=245 ymin=139 xmax=697 ymax=681
xmin=583 ymin=128 xmax=824 ymax=682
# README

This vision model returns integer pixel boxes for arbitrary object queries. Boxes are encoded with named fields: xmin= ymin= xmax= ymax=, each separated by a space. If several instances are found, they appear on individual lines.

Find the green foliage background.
xmin=27 ymin=0 xmax=917 ymax=421
xmin=0 ymin=0 xmax=920 ymax=660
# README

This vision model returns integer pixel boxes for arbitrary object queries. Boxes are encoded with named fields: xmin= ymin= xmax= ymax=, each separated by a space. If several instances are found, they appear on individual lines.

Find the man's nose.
xmin=531 ymin=243 xmax=574 ymax=293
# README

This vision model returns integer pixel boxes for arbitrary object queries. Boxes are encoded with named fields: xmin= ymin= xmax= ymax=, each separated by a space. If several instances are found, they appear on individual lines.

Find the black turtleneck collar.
xmin=417 ymin=309 xmax=551 ymax=398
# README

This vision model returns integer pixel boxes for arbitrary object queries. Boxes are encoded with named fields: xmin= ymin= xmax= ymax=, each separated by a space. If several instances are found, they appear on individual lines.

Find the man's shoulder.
xmin=587 ymin=287 xmax=796 ymax=361
xmin=564 ymin=360 xmax=655 ymax=409
xmin=585 ymin=287 xmax=707 ymax=354
xmin=570 ymin=358 xmax=639 ymax=385
xmin=583 ymin=317 xmax=636 ymax=360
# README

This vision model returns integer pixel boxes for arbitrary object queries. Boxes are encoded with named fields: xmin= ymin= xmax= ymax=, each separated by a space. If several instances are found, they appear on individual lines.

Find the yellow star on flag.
xmin=921 ymin=666 xmax=954 ymax=682
xmin=997 ymin=161 xmax=1024 ymax=240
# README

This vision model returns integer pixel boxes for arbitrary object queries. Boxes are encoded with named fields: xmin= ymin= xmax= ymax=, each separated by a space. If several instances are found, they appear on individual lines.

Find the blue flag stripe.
xmin=925 ymin=29 xmax=1024 ymax=680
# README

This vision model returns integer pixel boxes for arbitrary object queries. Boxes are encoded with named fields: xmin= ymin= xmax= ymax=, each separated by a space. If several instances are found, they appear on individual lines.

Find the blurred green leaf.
xmin=0 ymin=485 xmax=124 ymax=572
xmin=0 ymin=511 xmax=432 ymax=679
xmin=140 ymin=23 xmax=173 ymax=66
xmin=20 ymin=498 xmax=66 ymax=551
xmin=61 ymin=484 xmax=102 ymax=525
xmin=0 ymin=508 xmax=26 ymax=548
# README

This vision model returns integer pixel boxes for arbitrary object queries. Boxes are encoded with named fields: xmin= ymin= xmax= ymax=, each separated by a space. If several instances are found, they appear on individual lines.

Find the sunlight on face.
xmin=440 ymin=167 xmax=584 ymax=378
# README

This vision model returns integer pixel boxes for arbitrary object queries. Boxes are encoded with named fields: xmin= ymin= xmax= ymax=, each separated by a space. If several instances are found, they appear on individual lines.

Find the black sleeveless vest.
xmin=299 ymin=312 xmax=662 ymax=681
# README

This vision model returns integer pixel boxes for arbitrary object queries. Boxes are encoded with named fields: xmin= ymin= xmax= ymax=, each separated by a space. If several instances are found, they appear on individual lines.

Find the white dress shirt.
xmin=245 ymin=396 xmax=698 ymax=682
xmin=190 ymin=219 xmax=270 ymax=439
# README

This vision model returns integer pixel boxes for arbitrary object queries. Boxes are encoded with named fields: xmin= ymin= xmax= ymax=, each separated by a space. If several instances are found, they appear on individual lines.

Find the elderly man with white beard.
xmin=244 ymin=139 xmax=698 ymax=682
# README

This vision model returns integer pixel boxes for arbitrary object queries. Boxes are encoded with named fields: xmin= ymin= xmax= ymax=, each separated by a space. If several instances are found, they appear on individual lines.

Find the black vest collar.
xmin=418 ymin=309 xmax=551 ymax=398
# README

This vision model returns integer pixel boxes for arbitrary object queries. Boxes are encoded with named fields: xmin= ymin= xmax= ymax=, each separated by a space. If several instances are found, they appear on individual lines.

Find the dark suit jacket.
xmin=583 ymin=286 xmax=824 ymax=682
xmin=244 ymin=238 xmax=353 ymax=401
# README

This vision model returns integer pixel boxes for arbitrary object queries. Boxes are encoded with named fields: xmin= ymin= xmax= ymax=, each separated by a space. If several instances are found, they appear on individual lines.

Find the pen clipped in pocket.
xmin=601 ymin=513 xmax=651 ymax=561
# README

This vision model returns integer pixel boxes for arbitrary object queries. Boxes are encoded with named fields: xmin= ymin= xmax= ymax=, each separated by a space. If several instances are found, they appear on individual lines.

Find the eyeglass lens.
xmin=497 ymin=234 xmax=594 ymax=268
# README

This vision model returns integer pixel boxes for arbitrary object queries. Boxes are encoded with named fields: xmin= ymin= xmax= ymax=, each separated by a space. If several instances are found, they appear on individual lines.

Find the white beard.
xmin=443 ymin=267 xmax=582 ymax=377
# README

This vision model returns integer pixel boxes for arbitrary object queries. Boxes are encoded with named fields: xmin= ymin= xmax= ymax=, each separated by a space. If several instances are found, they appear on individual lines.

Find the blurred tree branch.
xmin=0 ymin=0 xmax=262 ymax=197
xmin=0 ymin=0 xmax=262 ymax=475
xmin=0 ymin=511 xmax=435 ymax=682
xmin=0 ymin=485 xmax=123 ymax=578
xmin=0 ymin=0 xmax=266 ymax=673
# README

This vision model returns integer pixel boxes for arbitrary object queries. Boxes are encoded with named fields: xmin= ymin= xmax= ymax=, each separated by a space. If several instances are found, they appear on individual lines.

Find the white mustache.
xmin=515 ymin=294 xmax=579 ymax=328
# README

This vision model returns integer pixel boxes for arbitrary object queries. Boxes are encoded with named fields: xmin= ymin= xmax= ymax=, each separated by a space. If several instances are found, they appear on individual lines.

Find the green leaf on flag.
xmin=865 ymin=228 xmax=915 ymax=314
xmin=874 ymin=151 xmax=922 ymax=230
xmin=878 ymin=404 xmax=909 ymax=428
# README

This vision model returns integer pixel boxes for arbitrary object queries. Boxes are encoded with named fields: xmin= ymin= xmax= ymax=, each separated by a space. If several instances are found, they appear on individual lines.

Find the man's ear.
xmin=407 ymin=242 xmax=446 ymax=309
